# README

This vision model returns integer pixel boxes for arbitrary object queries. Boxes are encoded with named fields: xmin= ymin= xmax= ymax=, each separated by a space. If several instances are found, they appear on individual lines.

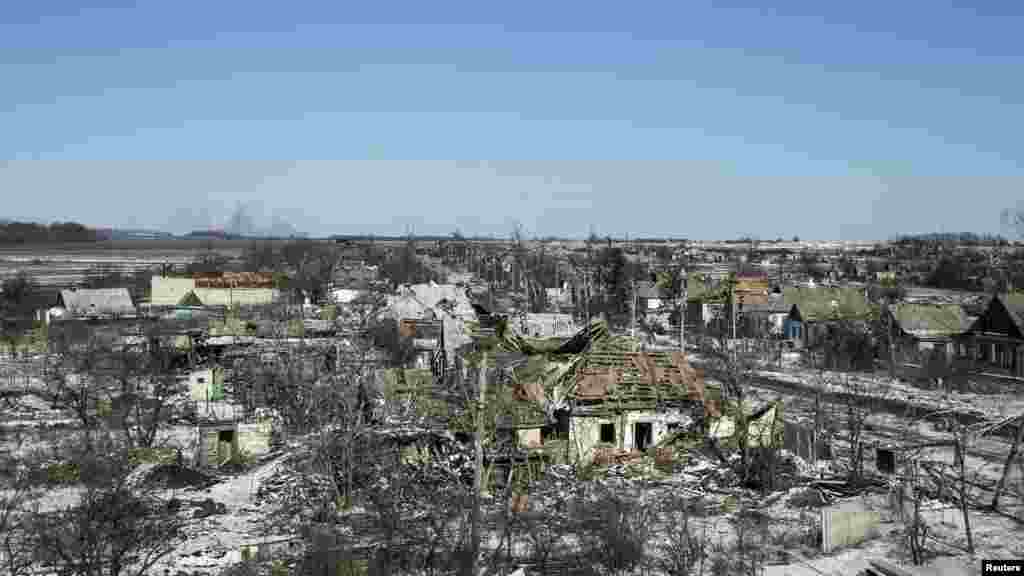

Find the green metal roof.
xmin=891 ymin=303 xmax=969 ymax=337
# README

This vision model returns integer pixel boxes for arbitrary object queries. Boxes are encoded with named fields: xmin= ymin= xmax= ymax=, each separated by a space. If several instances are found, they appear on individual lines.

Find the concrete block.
xmin=821 ymin=500 xmax=881 ymax=553
xmin=237 ymin=421 xmax=272 ymax=458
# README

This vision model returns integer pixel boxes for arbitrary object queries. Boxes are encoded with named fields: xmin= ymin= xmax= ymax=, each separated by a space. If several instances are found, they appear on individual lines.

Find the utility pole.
xmin=732 ymin=278 xmax=738 ymax=341
xmin=680 ymin=265 xmax=687 ymax=352
xmin=585 ymin=232 xmax=593 ymax=328
xmin=631 ymin=278 xmax=637 ymax=349
xmin=471 ymin=350 xmax=487 ymax=568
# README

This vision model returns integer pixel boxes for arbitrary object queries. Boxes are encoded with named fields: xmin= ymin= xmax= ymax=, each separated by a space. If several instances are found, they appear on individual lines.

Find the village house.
xmin=149 ymin=272 xmax=280 ymax=308
xmin=508 ymin=342 xmax=715 ymax=464
xmin=685 ymin=273 xmax=728 ymax=334
xmin=544 ymin=284 xmax=574 ymax=311
xmin=634 ymin=280 xmax=667 ymax=312
xmin=55 ymin=287 xmax=136 ymax=320
xmin=782 ymin=286 xmax=873 ymax=348
xmin=885 ymin=303 xmax=971 ymax=365
xmin=960 ymin=292 xmax=1024 ymax=377
xmin=736 ymin=292 xmax=789 ymax=339
xmin=382 ymin=283 xmax=476 ymax=368
xmin=568 ymin=349 xmax=714 ymax=461
xmin=331 ymin=262 xmax=379 ymax=289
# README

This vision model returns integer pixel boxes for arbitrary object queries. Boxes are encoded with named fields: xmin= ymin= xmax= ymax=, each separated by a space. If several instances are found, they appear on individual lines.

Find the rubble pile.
xmin=177 ymin=497 xmax=229 ymax=519
xmin=256 ymin=464 xmax=335 ymax=511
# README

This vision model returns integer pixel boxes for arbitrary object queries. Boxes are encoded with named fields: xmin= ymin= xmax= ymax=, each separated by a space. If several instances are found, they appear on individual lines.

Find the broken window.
xmin=634 ymin=422 xmax=653 ymax=452
xmin=599 ymin=423 xmax=616 ymax=444
xmin=876 ymin=448 xmax=896 ymax=474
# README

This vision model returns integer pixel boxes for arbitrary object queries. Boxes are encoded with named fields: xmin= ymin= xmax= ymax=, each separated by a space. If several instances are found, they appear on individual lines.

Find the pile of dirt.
xmin=145 ymin=463 xmax=219 ymax=490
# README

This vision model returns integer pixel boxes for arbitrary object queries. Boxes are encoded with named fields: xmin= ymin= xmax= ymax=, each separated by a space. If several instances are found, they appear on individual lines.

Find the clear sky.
xmin=1 ymin=0 xmax=1022 ymax=239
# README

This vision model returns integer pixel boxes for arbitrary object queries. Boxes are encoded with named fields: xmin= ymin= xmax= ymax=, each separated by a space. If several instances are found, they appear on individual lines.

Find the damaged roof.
xmin=573 ymin=349 xmax=716 ymax=416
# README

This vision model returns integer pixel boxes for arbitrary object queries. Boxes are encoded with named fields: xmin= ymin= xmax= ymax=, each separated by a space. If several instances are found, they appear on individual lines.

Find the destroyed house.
xmin=511 ymin=346 xmax=716 ymax=461
xmin=569 ymin=349 xmax=714 ymax=458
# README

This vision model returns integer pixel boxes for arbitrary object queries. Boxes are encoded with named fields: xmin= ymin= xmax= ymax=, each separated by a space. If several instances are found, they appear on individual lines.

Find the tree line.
xmin=0 ymin=221 xmax=104 ymax=244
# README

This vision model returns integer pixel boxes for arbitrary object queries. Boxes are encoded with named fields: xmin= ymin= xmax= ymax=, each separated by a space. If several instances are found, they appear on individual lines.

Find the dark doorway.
xmin=217 ymin=429 xmax=236 ymax=465
xmin=554 ymin=409 xmax=571 ymax=439
xmin=599 ymin=423 xmax=616 ymax=444
xmin=634 ymin=422 xmax=653 ymax=452
xmin=876 ymin=448 xmax=896 ymax=475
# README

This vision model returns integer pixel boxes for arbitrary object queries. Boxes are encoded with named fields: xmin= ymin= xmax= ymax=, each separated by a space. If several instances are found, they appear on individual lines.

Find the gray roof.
xmin=635 ymin=280 xmax=665 ymax=300
xmin=60 ymin=288 xmax=136 ymax=316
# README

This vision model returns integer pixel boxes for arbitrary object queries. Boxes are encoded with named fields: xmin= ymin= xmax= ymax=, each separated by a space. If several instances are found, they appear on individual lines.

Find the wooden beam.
xmin=992 ymin=414 xmax=1024 ymax=510
xmin=866 ymin=559 xmax=919 ymax=576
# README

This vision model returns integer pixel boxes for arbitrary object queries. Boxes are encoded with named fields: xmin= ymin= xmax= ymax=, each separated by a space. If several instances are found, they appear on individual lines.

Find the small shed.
xmin=195 ymin=418 xmax=273 ymax=468
xmin=196 ymin=423 xmax=239 ymax=467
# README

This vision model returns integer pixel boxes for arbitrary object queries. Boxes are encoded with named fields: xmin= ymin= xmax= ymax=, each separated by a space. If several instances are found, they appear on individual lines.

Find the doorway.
xmin=217 ymin=429 xmax=236 ymax=465
xmin=634 ymin=422 xmax=653 ymax=452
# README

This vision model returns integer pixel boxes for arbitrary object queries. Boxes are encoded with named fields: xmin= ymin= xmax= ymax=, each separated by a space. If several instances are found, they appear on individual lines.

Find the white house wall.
xmin=192 ymin=288 xmax=279 ymax=307
xmin=622 ymin=410 xmax=679 ymax=450
xmin=570 ymin=417 xmax=608 ymax=461
xmin=237 ymin=421 xmax=273 ymax=458
xmin=150 ymin=277 xmax=196 ymax=306
xmin=189 ymin=369 xmax=217 ymax=401
xmin=570 ymin=409 xmax=688 ymax=461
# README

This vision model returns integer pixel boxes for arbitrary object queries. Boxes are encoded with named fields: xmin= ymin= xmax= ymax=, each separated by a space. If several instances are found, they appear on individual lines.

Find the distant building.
xmin=150 ymin=273 xmax=280 ymax=307
xmin=634 ymin=280 xmax=667 ymax=312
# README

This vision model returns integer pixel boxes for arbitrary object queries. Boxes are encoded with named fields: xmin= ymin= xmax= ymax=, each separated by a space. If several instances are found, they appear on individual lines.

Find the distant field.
xmin=0 ymin=239 xmax=261 ymax=254
xmin=0 ymin=240 xmax=256 ymax=286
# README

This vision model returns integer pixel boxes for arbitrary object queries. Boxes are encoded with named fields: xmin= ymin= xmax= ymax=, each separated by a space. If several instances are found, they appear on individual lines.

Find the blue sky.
xmin=1 ymin=0 xmax=1022 ymax=239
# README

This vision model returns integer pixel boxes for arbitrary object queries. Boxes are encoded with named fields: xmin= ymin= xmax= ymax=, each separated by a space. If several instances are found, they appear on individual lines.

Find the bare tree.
xmin=41 ymin=331 xmax=181 ymax=450
xmin=27 ymin=433 xmax=185 ymax=576
xmin=653 ymin=495 xmax=706 ymax=576
xmin=0 ymin=437 xmax=43 ymax=576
